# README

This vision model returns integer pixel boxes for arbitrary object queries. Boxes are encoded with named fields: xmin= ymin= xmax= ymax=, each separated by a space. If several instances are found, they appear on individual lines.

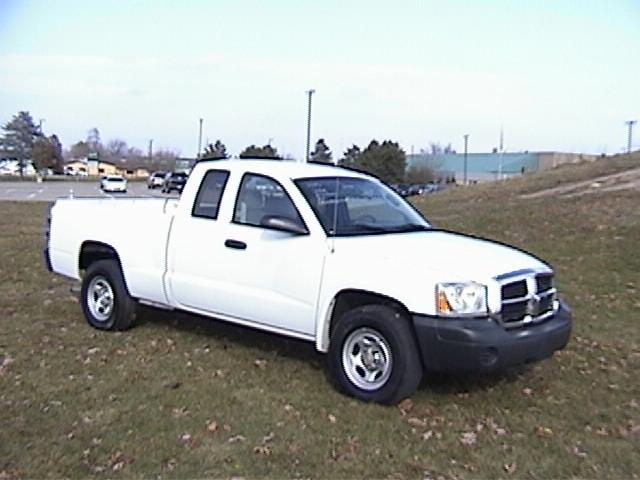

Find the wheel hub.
xmin=87 ymin=276 xmax=114 ymax=322
xmin=342 ymin=327 xmax=392 ymax=391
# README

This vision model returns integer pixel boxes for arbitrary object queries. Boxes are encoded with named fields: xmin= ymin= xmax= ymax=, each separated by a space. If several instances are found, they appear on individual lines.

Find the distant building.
xmin=65 ymin=159 xmax=118 ymax=176
xmin=120 ymin=167 xmax=150 ymax=179
xmin=64 ymin=159 xmax=149 ymax=178
xmin=407 ymin=152 xmax=598 ymax=183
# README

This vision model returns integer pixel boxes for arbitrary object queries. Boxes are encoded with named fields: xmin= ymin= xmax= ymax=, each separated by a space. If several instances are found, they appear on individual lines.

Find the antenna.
xmin=330 ymin=177 xmax=340 ymax=253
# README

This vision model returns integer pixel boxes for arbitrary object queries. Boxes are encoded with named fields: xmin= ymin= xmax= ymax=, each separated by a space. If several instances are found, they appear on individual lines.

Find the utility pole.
xmin=148 ymin=139 xmax=153 ymax=164
xmin=625 ymin=120 xmax=637 ymax=153
xmin=498 ymin=125 xmax=504 ymax=180
xmin=305 ymin=89 xmax=315 ymax=162
xmin=197 ymin=118 xmax=203 ymax=160
xmin=463 ymin=134 xmax=469 ymax=185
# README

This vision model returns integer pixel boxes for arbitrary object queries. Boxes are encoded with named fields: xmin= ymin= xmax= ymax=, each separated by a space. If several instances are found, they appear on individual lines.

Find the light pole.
xmin=463 ymin=134 xmax=469 ymax=185
xmin=197 ymin=118 xmax=203 ymax=160
xmin=305 ymin=89 xmax=316 ymax=162
xmin=625 ymin=120 xmax=637 ymax=153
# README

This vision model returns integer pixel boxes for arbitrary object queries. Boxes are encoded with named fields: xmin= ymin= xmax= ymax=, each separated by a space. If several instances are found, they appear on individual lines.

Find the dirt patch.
xmin=520 ymin=167 xmax=640 ymax=199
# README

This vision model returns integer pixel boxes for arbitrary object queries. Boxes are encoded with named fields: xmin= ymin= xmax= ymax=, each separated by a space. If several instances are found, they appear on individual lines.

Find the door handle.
xmin=225 ymin=239 xmax=247 ymax=250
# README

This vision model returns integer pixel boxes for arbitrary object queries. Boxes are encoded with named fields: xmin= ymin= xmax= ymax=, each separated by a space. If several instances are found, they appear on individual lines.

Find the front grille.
xmin=536 ymin=273 xmax=553 ymax=293
xmin=502 ymin=280 xmax=527 ymax=300
xmin=499 ymin=272 xmax=556 ymax=328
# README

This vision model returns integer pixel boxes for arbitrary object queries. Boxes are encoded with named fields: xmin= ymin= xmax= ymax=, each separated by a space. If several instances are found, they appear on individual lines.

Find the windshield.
xmin=295 ymin=176 xmax=430 ymax=236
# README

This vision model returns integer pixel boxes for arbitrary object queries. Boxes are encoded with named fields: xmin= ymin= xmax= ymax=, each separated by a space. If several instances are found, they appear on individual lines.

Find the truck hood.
xmin=332 ymin=230 xmax=549 ymax=282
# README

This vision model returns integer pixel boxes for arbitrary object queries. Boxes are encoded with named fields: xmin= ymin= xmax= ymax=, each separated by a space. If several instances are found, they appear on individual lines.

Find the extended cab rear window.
xmin=192 ymin=169 xmax=229 ymax=219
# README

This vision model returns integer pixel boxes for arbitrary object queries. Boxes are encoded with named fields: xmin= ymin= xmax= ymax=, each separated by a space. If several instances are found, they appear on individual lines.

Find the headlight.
xmin=436 ymin=282 xmax=488 ymax=317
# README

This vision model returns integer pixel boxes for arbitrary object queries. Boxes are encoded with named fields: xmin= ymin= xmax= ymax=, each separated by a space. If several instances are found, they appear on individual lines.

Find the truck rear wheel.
xmin=81 ymin=259 xmax=136 ymax=331
xmin=328 ymin=304 xmax=423 ymax=405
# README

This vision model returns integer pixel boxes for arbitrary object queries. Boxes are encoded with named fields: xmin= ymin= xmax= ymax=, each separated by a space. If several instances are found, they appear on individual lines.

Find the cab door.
xmin=168 ymin=170 xmax=325 ymax=337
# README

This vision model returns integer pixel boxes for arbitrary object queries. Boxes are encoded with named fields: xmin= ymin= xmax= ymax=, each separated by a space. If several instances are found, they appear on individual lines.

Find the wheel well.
xmin=79 ymin=241 xmax=120 ymax=272
xmin=329 ymin=289 xmax=410 ymax=339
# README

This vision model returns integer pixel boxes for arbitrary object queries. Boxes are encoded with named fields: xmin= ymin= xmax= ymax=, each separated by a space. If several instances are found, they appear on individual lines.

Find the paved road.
xmin=0 ymin=180 xmax=180 ymax=202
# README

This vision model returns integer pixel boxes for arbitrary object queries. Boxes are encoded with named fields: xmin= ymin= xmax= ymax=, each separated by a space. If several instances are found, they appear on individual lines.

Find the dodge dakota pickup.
xmin=44 ymin=159 xmax=572 ymax=404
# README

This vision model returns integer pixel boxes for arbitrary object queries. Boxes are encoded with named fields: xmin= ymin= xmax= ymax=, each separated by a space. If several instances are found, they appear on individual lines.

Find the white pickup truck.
xmin=45 ymin=159 xmax=572 ymax=404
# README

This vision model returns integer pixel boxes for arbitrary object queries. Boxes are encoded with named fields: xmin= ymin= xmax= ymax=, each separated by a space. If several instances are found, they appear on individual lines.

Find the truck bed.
xmin=49 ymin=196 xmax=178 ymax=304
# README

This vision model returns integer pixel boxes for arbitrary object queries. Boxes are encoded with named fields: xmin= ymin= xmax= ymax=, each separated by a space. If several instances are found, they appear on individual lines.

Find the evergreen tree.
xmin=353 ymin=140 xmax=406 ymax=184
xmin=201 ymin=140 xmax=228 ymax=160
xmin=0 ymin=111 xmax=42 ymax=176
xmin=309 ymin=138 xmax=332 ymax=163
xmin=239 ymin=144 xmax=280 ymax=159
xmin=339 ymin=144 xmax=361 ymax=167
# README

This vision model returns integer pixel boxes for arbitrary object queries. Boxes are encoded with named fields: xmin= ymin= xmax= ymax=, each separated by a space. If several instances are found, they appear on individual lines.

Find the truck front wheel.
xmin=328 ymin=304 xmax=423 ymax=405
xmin=81 ymin=259 xmax=136 ymax=331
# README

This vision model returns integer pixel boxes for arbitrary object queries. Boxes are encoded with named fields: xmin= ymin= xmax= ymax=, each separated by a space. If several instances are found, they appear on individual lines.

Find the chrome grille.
xmin=498 ymin=271 xmax=557 ymax=329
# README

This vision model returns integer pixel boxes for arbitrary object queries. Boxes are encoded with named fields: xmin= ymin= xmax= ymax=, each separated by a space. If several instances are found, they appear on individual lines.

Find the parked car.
xmin=147 ymin=171 xmax=166 ymax=189
xmin=45 ymin=159 xmax=572 ymax=405
xmin=390 ymin=183 xmax=411 ymax=197
xmin=408 ymin=184 xmax=423 ymax=196
xmin=162 ymin=171 xmax=188 ymax=193
xmin=100 ymin=175 xmax=127 ymax=193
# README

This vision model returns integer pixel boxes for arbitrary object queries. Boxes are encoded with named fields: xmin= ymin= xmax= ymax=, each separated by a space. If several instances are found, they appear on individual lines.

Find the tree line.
xmin=1 ymin=110 xmax=440 ymax=184
xmin=201 ymin=138 xmax=437 ymax=184
xmin=0 ymin=111 xmax=180 ymax=176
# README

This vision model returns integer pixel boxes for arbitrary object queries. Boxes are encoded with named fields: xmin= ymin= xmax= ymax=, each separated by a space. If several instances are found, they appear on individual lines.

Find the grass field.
xmin=1 ymin=154 xmax=639 ymax=479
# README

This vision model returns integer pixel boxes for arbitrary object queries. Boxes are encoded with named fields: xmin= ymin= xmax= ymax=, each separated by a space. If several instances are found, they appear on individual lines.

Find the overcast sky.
xmin=1 ymin=0 xmax=639 ymax=159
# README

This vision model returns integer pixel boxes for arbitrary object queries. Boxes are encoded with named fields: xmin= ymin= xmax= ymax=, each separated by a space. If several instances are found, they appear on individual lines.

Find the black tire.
xmin=328 ymin=304 xmax=423 ymax=405
xmin=80 ymin=259 xmax=136 ymax=331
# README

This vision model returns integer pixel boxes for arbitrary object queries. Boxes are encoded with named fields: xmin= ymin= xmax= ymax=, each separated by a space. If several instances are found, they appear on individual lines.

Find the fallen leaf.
xmin=536 ymin=426 xmax=554 ymax=438
xmin=398 ymin=398 xmax=414 ymax=416
xmin=572 ymin=445 xmax=588 ymax=458
xmin=254 ymin=359 xmax=267 ymax=369
xmin=172 ymin=406 xmax=189 ymax=418
xmin=228 ymin=434 xmax=246 ymax=443
xmin=503 ymin=462 xmax=517 ymax=474
xmin=328 ymin=414 xmax=337 ymax=424
xmin=459 ymin=432 xmax=477 ymax=446
xmin=422 ymin=430 xmax=434 ymax=441
xmin=408 ymin=417 xmax=427 ymax=428
xmin=164 ymin=458 xmax=177 ymax=471
xmin=253 ymin=445 xmax=272 ymax=455
xmin=262 ymin=431 xmax=275 ymax=443
xmin=205 ymin=421 xmax=218 ymax=433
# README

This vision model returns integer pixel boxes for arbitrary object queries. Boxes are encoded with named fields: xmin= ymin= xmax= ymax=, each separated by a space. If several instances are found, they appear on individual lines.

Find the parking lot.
xmin=0 ymin=179 xmax=179 ymax=202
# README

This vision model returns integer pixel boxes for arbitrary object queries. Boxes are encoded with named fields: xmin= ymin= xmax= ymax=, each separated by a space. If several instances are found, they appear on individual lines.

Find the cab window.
xmin=192 ymin=170 xmax=229 ymax=219
xmin=233 ymin=173 xmax=304 ymax=228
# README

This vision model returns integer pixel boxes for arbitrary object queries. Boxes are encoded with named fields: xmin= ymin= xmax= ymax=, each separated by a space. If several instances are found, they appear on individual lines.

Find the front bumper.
xmin=412 ymin=301 xmax=572 ymax=372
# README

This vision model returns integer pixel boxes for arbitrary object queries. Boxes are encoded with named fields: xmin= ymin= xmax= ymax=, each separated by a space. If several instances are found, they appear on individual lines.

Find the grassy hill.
xmin=0 ymin=154 xmax=638 ymax=478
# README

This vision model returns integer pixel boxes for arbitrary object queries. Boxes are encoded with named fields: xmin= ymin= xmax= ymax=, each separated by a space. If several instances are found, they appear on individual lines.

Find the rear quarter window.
xmin=192 ymin=170 xmax=230 ymax=219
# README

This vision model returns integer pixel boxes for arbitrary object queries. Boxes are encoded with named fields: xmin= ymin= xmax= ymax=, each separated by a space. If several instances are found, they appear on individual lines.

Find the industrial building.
xmin=407 ymin=152 xmax=598 ymax=183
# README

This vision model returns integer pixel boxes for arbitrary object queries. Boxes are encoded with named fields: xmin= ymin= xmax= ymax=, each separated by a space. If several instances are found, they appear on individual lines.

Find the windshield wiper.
xmin=388 ymin=223 xmax=431 ymax=233
xmin=350 ymin=222 xmax=391 ymax=232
